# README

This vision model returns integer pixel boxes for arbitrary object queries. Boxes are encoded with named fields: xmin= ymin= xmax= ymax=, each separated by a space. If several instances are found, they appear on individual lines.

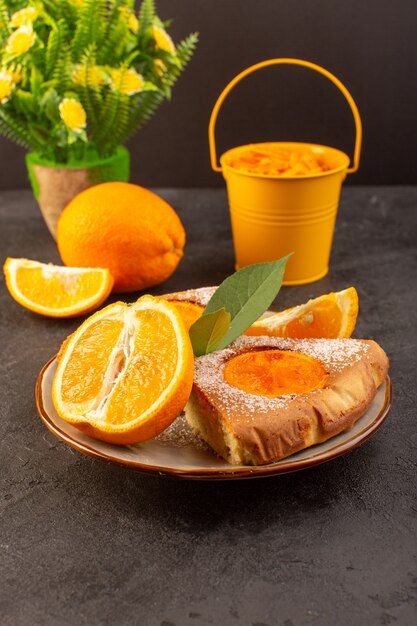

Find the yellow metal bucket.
xmin=209 ymin=58 xmax=362 ymax=285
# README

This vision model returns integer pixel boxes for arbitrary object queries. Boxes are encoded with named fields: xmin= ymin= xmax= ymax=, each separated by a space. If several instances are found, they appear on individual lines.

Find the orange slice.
xmin=3 ymin=258 xmax=114 ymax=318
xmin=229 ymin=145 xmax=329 ymax=177
xmin=168 ymin=301 xmax=203 ymax=330
xmin=245 ymin=287 xmax=358 ymax=339
xmin=52 ymin=295 xmax=194 ymax=444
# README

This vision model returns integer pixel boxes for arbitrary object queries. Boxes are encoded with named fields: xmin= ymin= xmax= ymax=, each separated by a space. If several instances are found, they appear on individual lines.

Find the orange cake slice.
xmin=184 ymin=337 xmax=389 ymax=465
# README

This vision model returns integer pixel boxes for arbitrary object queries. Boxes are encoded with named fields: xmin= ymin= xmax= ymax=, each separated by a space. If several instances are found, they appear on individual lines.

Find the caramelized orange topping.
xmin=224 ymin=349 xmax=328 ymax=397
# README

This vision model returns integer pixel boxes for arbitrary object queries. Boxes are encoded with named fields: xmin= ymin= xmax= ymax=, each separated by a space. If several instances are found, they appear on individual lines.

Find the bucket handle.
xmin=208 ymin=58 xmax=362 ymax=174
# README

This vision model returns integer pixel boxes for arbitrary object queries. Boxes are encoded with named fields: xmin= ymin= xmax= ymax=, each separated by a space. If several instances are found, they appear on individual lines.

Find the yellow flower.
xmin=110 ymin=68 xmax=144 ymax=95
xmin=154 ymin=58 xmax=167 ymax=76
xmin=3 ymin=64 xmax=24 ymax=85
xmin=10 ymin=7 xmax=39 ymax=28
xmin=6 ymin=25 xmax=36 ymax=56
xmin=0 ymin=72 xmax=15 ymax=104
xmin=128 ymin=13 xmax=139 ymax=34
xmin=59 ymin=98 xmax=87 ymax=133
xmin=72 ymin=64 xmax=106 ymax=87
xmin=11 ymin=64 xmax=23 ymax=83
xmin=152 ymin=26 xmax=175 ymax=54
xmin=118 ymin=7 xmax=139 ymax=34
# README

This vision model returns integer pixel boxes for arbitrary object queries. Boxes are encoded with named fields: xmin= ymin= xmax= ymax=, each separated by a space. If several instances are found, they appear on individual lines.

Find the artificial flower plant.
xmin=0 ymin=0 xmax=197 ymax=162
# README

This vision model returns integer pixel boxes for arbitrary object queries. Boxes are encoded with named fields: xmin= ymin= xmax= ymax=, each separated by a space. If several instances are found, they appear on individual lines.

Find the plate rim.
xmin=35 ymin=356 xmax=392 ymax=481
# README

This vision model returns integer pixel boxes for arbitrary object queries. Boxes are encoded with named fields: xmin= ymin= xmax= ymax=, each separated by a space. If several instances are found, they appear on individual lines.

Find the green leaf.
xmin=30 ymin=66 xmax=44 ymax=97
xmin=139 ymin=0 xmax=155 ymax=30
xmin=14 ymin=90 xmax=37 ymax=117
xmin=203 ymin=255 xmax=292 ymax=351
xmin=142 ymin=81 xmax=158 ymax=91
xmin=0 ymin=1 xmax=10 ymax=46
xmin=189 ymin=308 xmax=231 ymax=357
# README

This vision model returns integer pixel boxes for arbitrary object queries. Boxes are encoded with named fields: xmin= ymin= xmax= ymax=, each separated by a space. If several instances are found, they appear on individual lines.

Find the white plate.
xmin=36 ymin=357 xmax=392 ymax=480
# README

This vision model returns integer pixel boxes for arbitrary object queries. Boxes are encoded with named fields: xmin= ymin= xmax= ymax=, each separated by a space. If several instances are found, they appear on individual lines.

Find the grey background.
xmin=0 ymin=0 xmax=416 ymax=189
xmin=1 ymin=186 xmax=417 ymax=625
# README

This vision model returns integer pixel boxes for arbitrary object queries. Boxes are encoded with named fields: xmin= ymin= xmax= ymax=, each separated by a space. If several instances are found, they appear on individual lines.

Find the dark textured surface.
xmin=1 ymin=0 xmax=417 ymax=189
xmin=1 ymin=187 xmax=416 ymax=626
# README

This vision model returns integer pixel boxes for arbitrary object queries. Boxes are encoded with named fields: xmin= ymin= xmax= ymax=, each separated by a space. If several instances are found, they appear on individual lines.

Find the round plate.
xmin=36 ymin=357 xmax=392 ymax=481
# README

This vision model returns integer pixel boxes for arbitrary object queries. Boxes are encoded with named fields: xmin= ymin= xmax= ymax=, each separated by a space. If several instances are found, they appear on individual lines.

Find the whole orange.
xmin=57 ymin=182 xmax=185 ymax=293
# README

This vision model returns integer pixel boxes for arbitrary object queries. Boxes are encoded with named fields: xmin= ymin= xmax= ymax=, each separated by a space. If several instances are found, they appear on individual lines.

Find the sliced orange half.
xmin=52 ymin=295 xmax=194 ymax=444
xmin=245 ymin=287 xmax=359 ymax=339
xmin=3 ymin=258 xmax=114 ymax=318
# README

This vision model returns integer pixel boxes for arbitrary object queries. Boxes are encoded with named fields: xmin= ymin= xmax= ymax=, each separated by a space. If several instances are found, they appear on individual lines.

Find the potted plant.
xmin=0 ymin=0 xmax=197 ymax=237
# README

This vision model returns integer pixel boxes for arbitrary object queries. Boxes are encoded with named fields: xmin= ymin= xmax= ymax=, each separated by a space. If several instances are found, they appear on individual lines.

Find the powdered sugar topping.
xmin=165 ymin=286 xmax=217 ymax=307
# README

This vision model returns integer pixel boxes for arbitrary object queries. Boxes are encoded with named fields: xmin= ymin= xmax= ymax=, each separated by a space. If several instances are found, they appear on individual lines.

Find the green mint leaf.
xmin=189 ymin=307 xmax=231 ymax=357
xmin=203 ymin=255 xmax=292 ymax=350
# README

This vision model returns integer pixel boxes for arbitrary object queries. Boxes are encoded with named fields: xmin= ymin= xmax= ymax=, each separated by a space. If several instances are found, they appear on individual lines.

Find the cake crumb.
xmin=155 ymin=414 xmax=212 ymax=451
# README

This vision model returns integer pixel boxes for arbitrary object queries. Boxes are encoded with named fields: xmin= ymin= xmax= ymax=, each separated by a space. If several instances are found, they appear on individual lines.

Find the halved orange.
xmin=52 ymin=295 xmax=194 ymax=444
xmin=245 ymin=287 xmax=359 ymax=339
xmin=3 ymin=258 xmax=114 ymax=318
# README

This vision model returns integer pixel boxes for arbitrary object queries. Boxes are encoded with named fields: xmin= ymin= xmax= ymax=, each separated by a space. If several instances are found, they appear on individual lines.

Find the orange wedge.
xmin=168 ymin=301 xmax=204 ymax=330
xmin=245 ymin=287 xmax=359 ymax=339
xmin=3 ymin=258 xmax=114 ymax=318
xmin=52 ymin=295 xmax=194 ymax=444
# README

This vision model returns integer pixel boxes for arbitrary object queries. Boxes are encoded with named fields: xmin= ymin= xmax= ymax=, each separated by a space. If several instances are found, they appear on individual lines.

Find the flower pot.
xmin=26 ymin=147 xmax=130 ymax=239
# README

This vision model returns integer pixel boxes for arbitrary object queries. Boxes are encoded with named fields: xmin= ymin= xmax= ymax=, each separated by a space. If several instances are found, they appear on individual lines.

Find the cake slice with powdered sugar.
xmin=185 ymin=336 xmax=389 ymax=465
